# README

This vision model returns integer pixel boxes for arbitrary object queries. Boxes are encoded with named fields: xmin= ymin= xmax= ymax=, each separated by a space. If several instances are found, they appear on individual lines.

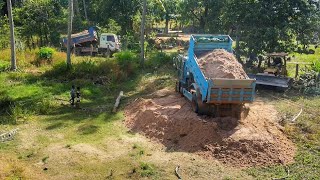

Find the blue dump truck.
xmin=174 ymin=35 xmax=256 ymax=117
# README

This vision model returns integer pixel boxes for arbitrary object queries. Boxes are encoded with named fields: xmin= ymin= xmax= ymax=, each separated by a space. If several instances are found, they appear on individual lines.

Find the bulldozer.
xmin=248 ymin=52 xmax=292 ymax=90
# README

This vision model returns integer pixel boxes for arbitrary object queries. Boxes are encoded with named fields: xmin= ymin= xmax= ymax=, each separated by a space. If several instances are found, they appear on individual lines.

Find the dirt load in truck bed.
xmin=198 ymin=49 xmax=248 ymax=79
xmin=125 ymin=91 xmax=296 ymax=168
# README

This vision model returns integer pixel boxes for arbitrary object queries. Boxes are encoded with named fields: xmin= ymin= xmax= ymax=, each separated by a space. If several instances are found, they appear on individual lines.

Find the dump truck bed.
xmin=190 ymin=53 xmax=255 ymax=104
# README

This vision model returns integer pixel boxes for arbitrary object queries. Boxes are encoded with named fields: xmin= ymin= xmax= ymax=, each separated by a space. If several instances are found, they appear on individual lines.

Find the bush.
xmin=44 ymin=58 xmax=125 ymax=82
xmin=139 ymin=162 xmax=156 ymax=177
xmin=145 ymin=51 xmax=174 ymax=69
xmin=114 ymin=51 xmax=139 ymax=77
xmin=35 ymin=47 xmax=55 ymax=66
xmin=0 ymin=60 xmax=10 ymax=72
xmin=312 ymin=61 xmax=320 ymax=72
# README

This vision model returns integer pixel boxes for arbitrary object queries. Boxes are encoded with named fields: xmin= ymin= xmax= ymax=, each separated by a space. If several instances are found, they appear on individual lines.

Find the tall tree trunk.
xmin=199 ymin=16 xmax=205 ymax=33
xmin=140 ymin=0 xmax=147 ymax=67
xmin=67 ymin=0 xmax=73 ymax=69
xmin=82 ymin=0 xmax=88 ymax=21
xmin=235 ymin=25 xmax=241 ymax=61
xmin=7 ymin=0 xmax=16 ymax=71
xmin=164 ymin=14 xmax=169 ymax=34
xmin=74 ymin=0 xmax=80 ymax=16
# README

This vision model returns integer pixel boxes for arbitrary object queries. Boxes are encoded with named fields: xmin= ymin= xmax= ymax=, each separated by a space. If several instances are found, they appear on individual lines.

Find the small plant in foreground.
xmin=139 ymin=162 xmax=156 ymax=177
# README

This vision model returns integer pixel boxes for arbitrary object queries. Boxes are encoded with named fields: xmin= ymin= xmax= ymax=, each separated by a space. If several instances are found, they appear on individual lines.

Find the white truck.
xmin=63 ymin=27 xmax=120 ymax=57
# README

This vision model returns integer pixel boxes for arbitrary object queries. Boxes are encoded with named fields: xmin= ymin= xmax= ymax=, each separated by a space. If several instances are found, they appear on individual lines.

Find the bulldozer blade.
xmin=247 ymin=74 xmax=292 ymax=90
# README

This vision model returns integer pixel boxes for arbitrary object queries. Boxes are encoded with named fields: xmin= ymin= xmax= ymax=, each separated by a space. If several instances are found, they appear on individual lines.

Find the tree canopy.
xmin=0 ymin=0 xmax=319 ymax=55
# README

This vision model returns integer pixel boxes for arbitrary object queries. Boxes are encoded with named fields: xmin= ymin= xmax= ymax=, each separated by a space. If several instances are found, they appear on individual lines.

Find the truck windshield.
xmin=107 ymin=36 xmax=115 ymax=42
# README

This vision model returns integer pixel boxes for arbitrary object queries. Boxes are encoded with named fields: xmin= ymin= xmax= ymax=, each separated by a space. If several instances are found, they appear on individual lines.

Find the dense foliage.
xmin=0 ymin=0 xmax=319 ymax=56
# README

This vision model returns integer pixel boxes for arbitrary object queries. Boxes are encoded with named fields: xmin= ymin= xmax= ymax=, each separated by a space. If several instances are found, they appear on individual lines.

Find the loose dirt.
xmin=198 ymin=49 xmax=248 ymax=79
xmin=124 ymin=92 xmax=296 ymax=168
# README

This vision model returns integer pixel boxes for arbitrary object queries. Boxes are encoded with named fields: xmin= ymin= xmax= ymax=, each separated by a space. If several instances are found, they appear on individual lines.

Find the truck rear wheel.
xmin=192 ymin=93 xmax=211 ymax=115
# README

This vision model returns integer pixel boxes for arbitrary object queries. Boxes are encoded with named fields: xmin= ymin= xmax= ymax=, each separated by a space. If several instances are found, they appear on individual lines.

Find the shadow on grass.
xmin=45 ymin=122 xmax=64 ymax=130
xmin=77 ymin=124 xmax=99 ymax=135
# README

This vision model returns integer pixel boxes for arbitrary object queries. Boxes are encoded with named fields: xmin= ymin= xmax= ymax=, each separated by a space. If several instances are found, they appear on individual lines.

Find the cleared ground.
xmin=0 ymin=48 xmax=319 ymax=179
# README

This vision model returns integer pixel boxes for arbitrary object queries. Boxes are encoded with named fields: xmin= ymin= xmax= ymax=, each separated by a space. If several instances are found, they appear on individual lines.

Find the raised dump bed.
xmin=175 ymin=34 xmax=256 ymax=116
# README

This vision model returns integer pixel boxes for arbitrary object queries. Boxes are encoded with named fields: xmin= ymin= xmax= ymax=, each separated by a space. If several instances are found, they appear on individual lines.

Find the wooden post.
xmin=295 ymin=64 xmax=299 ymax=79
xmin=284 ymin=56 xmax=287 ymax=75
xmin=7 ymin=0 xmax=17 ymax=71
xmin=113 ymin=91 xmax=124 ymax=113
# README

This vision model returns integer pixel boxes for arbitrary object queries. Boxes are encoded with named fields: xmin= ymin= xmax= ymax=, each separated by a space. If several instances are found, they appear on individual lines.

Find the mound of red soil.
xmin=125 ymin=93 xmax=296 ymax=167
xmin=198 ymin=49 xmax=248 ymax=79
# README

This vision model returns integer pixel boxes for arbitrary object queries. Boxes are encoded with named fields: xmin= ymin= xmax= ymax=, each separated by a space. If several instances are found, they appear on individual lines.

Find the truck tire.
xmin=175 ymin=82 xmax=179 ymax=92
xmin=191 ymin=90 xmax=212 ymax=115
xmin=192 ymin=94 xmax=199 ymax=113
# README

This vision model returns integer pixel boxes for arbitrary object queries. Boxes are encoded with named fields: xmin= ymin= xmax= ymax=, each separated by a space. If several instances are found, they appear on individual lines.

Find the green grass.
xmin=286 ymin=46 xmax=320 ymax=77
xmin=0 ymin=47 xmax=319 ymax=179
xmin=0 ymin=53 xmax=175 ymax=179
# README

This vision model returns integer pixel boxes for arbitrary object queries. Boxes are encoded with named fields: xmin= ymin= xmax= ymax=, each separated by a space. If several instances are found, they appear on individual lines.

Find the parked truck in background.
xmin=62 ymin=27 xmax=120 ymax=57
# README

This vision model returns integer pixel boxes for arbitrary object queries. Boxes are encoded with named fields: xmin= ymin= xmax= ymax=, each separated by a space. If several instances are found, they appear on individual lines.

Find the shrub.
xmin=145 ymin=51 xmax=173 ymax=69
xmin=139 ymin=162 xmax=156 ymax=177
xmin=0 ymin=60 xmax=10 ymax=72
xmin=44 ymin=58 xmax=125 ymax=82
xmin=312 ymin=61 xmax=320 ymax=73
xmin=35 ymin=47 xmax=55 ymax=66
xmin=114 ymin=51 xmax=139 ymax=77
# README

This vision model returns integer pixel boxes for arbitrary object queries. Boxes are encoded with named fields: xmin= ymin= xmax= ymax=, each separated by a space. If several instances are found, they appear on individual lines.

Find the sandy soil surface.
xmin=198 ymin=49 xmax=248 ymax=79
xmin=124 ymin=92 xmax=296 ymax=168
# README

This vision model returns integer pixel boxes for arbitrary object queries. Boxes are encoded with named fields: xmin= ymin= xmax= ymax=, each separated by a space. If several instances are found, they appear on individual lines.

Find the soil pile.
xmin=125 ymin=93 xmax=296 ymax=167
xmin=198 ymin=49 xmax=248 ymax=79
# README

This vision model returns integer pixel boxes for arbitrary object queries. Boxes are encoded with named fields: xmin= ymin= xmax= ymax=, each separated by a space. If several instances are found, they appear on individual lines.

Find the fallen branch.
xmin=0 ymin=128 xmax=19 ymax=142
xmin=291 ymin=108 xmax=303 ymax=122
xmin=175 ymin=165 xmax=182 ymax=180
xmin=113 ymin=91 xmax=124 ymax=113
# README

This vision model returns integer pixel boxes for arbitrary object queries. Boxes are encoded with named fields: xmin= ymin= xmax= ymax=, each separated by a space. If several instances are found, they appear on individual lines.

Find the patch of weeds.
xmin=222 ymin=176 xmax=232 ymax=180
xmin=132 ymin=143 xmax=138 ymax=149
xmin=139 ymin=162 xmax=157 ymax=177
xmin=0 ymin=60 xmax=10 ymax=72
xmin=2 ymin=162 xmax=25 ymax=179
xmin=130 ymin=144 xmax=145 ymax=157
xmin=42 ymin=156 xmax=49 ymax=163
xmin=25 ymin=151 xmax=35 ymax=158
xmin=36 ymin=135 xmax=50 ymax=146
xmin=65 ymin=144 xmax=71 ymax=149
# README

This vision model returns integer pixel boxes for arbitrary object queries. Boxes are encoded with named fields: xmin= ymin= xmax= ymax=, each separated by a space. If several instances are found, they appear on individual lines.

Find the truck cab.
xmin=99 ymin=33 xmax=121 ymax=53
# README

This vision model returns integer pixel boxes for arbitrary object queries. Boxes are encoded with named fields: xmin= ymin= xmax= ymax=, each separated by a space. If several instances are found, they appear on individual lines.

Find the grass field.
xmin=0 ymin=47 xmax=319 ymax=179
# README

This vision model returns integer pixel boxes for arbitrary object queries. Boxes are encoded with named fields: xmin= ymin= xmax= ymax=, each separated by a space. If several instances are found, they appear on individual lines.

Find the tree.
xmin=155 ymin=0 xmax=180 ymax=33
xmin=222 ymin=0 xmax=319 ymax=57
xmin=140 ymin=0 xmax=147 ymax=66
xmin=293 ymin=0 xmax=320 ymax=47
xmin=67 ymin=0 xmax=73 ymax=69
xmin=0 ymin=16 xmax=10 ymax=49
xmin=90 ymin=0 xmax=140 ymax=34
xmin=7 ymin=0 xmax=16 ymax=71
xmin=14 ymin=0 xmax=66 ymax=48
